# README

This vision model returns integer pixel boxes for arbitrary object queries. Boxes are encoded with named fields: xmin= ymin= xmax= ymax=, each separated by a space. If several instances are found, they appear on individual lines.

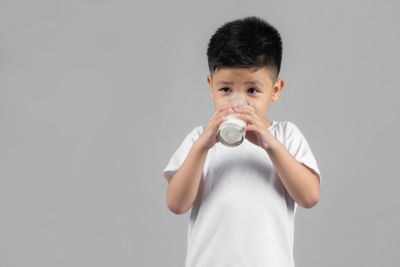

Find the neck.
xmin=262 ymin=117 xmax=272 ymax=128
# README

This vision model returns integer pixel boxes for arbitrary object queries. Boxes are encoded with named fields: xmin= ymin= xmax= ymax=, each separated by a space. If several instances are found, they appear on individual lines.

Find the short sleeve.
xmin=285 ymin=121 xmax=322 ymax=187
xmin=162 ymin=126 xmax=203 ymax=183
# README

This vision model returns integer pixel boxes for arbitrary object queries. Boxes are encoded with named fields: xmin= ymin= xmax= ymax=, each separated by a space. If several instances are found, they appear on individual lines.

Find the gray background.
xmin=1 ymin=0 xmax=399 ymax=266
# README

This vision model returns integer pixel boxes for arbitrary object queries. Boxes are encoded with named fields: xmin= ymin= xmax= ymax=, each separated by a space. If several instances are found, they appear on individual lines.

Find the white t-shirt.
xmin=162 ymin=120 xmax=321 ymax=267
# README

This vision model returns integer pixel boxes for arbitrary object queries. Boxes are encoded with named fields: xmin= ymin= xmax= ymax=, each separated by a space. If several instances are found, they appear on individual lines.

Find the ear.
xmin=272 ymin=78 xmax=284 ymax=102
xmin=207 ymin=75 xmax=214 ymax=99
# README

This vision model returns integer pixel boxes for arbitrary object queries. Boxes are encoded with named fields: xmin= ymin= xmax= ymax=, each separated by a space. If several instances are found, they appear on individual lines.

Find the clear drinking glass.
xmin=217 ymin=95 xmax=251 ymax=147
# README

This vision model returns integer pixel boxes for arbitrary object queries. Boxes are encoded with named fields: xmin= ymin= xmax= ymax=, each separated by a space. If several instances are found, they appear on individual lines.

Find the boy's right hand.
xmin=197 ymin=101 xmax=237 ymax=151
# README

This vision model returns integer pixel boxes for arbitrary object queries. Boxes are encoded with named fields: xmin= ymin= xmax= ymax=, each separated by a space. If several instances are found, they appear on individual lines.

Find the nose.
xmin=228 ymin=95 xmax=252 ymax=107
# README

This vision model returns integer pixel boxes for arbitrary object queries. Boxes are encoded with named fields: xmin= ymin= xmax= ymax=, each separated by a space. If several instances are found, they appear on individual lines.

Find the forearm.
xmin=266 ymin=138 xmax=320 ymax=209
xmin=167 ymin=140 xmax=208 ymax=214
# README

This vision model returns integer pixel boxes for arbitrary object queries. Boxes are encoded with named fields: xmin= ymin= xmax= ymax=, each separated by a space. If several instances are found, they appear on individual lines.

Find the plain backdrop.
xmin=1 ymin=0 xmax=399 ymax=266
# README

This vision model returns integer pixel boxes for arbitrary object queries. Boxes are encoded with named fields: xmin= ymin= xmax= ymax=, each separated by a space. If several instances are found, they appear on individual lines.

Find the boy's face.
xmin=206 ymin=67 xmax=284 ymax=127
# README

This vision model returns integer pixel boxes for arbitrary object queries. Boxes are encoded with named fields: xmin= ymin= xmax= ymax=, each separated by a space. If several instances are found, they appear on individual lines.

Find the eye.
xmin=220 ymin=87 xmax=230 ymax=93
xmin=219 ymin=87 xmax=259 ymax=94
xmin=248 ymin=88 xmax=259 ymax=94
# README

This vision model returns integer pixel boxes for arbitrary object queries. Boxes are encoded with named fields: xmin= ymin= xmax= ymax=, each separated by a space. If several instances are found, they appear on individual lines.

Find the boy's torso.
xmin=185 ymin=122 xmax=296 ymax=267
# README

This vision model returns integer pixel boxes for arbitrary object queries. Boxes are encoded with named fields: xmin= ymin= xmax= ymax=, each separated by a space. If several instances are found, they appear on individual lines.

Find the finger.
xmin=209 ymin=117 xmax=223 ymax=133
xmin=235 ymin=107 xmax=262 ymax=125
xmin=243 ymin=124 xmax=257 ymax=131
xmin=236 ymin=105 xmax=255 ymax=114
xmin=235 ymin=113 xmax=261 ymax=126
xmin=216 ymin=105 xmax=233 ymax=119
xmin=218 ymin=103 xmax=235 ymax=115
xmin=223 ymin=107 xmax=235 ymax=116
xmin=212 ymin=102 xmax=233 ymax=120
xmin=218 ymin=101 xmax=235 ymax=110
xmin=220 ymin=108 xmax=236 ymax=122
xmin=216 ymin=115 xmax=226 ymax=126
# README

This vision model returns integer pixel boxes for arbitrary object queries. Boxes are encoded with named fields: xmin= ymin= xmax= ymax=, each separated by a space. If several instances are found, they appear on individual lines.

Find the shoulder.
xmin=274 ymin=120 xmax=302 ymax=135
xmin=181 ymin=125 xmax=204 ymax=143
xmin=169 ymin=125 xmax=204 ymax=157
xmin=284 ymin=121 xmax=303 ymax=135
xmin=188 ymin=125 xmax=205 ymax=138
xmin=272 ymin=120 xmax=306 ymax=143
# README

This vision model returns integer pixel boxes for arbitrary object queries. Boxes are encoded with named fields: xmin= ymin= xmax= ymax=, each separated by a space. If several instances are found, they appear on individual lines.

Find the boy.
xmin=162 ymin=16 xmax=321 ymax=267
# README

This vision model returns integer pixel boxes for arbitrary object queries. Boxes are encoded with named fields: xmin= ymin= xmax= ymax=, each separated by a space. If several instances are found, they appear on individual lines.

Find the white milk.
xmin=217 ymin=95 xmax=251 ymax=147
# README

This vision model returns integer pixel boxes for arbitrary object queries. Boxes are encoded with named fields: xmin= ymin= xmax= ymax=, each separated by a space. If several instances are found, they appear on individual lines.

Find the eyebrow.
xmin=216 ymin=80 xmax=264 ymax=88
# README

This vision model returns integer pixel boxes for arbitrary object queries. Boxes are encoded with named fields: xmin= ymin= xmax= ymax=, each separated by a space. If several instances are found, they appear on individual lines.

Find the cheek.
xmin=215 ymin=96 xmax=229 ymax=106
xmin=251 ymin=103 xmax=268 ymax=116
xmin=213 ymin=98 xmax=226 ymax=109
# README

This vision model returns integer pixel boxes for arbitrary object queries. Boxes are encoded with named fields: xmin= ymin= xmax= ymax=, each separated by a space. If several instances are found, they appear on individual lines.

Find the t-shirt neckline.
xmin=201 ymin=120 xmax=277 ymax=131
xmin=268 ymin=120 xmax=277 ymax=130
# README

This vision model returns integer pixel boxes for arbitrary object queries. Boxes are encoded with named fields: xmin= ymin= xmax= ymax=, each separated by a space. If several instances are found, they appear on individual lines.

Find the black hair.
xmin=207 ymin=16 xmax=283 ymax=80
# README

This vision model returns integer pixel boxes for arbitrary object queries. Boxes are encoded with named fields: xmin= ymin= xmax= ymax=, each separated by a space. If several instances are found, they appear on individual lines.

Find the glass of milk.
xmin=217 ymin=95 xmax=251 ymax=147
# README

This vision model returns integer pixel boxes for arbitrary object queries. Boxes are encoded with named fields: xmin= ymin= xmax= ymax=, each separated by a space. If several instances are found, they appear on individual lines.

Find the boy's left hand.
xmin=233 ymin=105 xmax=276 ymax=150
